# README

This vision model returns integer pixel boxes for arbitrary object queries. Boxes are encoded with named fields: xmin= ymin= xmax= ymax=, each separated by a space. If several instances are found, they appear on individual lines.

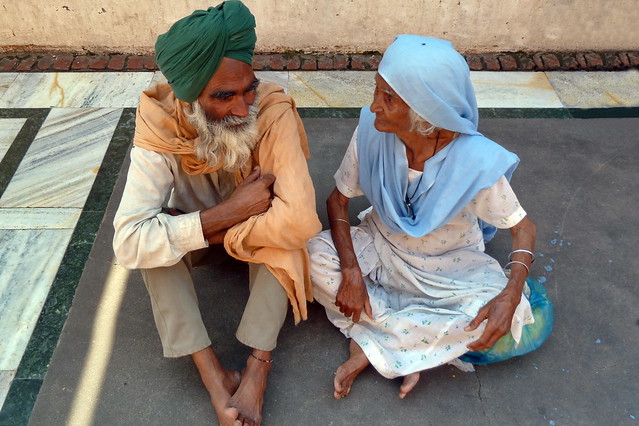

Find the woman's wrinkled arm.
xmin=466 ymin=215 xmax=536 ymax=351
xmin=327 ymin=187 xmax=372 ymax=323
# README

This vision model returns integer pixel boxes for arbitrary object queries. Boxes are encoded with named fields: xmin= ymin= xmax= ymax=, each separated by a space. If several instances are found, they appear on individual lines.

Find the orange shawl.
xmin=134 ymin=82 xmax=320 ymax=323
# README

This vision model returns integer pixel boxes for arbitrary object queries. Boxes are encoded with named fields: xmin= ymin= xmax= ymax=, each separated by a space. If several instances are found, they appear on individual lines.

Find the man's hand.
xmin=227 ymin=166 xmax=276 ymax=220
xmin=163 ymin=207 xmax=186 ymax=217
xmin=206 ymin=229 xmax=227 ymax=245
xmin=199 ymin=166 xmax=276 ymax=241
xmin=335 ymin=265 xmax=373 ymax=323
xmin=464 ymin=285 xmax=521 ymax=351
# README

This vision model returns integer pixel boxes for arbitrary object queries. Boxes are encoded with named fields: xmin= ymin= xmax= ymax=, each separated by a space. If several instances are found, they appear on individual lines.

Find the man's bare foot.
xmin=225 ymin=349 xmax=272 ymax=426
xmin=399 ymin=372 xmax=420 ymax=399
xmin=191 ymin=347 xmax=242 ymax=426
xmin=334 ymin=339 xmax=370 ymax=399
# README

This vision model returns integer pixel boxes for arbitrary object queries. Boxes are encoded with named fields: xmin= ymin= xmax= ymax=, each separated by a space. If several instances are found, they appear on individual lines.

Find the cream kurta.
xmin=309 ymin=129 xmax=534 ymax=378
xmin=113 ymin=82 xmax=321 ymax=323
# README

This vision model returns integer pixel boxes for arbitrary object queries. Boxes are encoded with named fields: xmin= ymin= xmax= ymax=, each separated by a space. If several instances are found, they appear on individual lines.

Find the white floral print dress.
xmin=308 ymin=129 xmax=534 ymax=378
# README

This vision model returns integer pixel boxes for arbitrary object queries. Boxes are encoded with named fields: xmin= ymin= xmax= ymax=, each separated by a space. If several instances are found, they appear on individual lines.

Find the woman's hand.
xmin=464 ymin=284 xmax=521 ymax=351
xmin=466 ymin=215 xmax=537 ymax=351
xmin=335 ymin=265 xmax=373 ymax=323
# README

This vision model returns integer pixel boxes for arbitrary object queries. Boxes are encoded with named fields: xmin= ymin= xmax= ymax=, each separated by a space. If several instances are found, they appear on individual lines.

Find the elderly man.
xmin=112 ymin=2 xmax=320 ymax=425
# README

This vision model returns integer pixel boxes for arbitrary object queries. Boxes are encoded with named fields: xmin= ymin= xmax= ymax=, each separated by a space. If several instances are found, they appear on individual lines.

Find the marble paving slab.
xmin=0 ymin=73 xmax=18 ymax=99
xmin=470 ymin=71 xmax=564 ymax=108
xmin=289 ymin=71 xmax=375 ymax=107
xmin=149 ymin=71 xmax=167 ymax=88
xmin=256 ymin=71 xmax=289 ymax=93
xmin=0 ymin=118 xmax=26 ymax=163
xmin=0 ymin=73 xmax=153 ymax=108
xmin=546 ymin=70 xmax=639 ymax=108
xmin=0 ymin=228 xmax=74 ymax=371
xmin=0 ymin=370 xmax=16 ymax=409
xmin=0 ymin=108 xmax=121 ymax=208
xmin=0 ymin=207 xmax=81 ymax=229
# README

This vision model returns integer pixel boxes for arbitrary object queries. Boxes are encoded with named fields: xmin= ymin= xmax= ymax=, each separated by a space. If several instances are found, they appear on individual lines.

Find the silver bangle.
xmin=509 ymin=249 xmax=535 ymax=263
xmin=504 ymin=260 xmax=530 ymax=275
xmin=331 ymin=218 xmax=351 ymax=226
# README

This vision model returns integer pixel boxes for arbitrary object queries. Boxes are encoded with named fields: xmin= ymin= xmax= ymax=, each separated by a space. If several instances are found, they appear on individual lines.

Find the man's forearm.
xmin=199 ymin=199 xmax=247 ymax=241
xmin=206 ymin=228 xmax=228 ymax=245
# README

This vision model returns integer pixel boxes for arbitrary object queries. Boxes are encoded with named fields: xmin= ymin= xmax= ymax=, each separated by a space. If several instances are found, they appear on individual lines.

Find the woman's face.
xmin=370 ymin=74 xmax=412 ymax=134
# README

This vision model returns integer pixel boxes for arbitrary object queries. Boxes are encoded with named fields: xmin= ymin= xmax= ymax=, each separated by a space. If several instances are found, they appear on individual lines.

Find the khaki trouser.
xmin=141 ymin=246 xmax=288 ymax=357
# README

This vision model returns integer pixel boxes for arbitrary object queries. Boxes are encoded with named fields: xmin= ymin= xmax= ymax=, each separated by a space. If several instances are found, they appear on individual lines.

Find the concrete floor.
xmin=27 ymin=116 xmax=639 ymax=425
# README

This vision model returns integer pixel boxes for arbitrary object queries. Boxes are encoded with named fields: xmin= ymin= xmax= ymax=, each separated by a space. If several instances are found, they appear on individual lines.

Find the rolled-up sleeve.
xmin=113 ymin=146 xmax=207 ymax=269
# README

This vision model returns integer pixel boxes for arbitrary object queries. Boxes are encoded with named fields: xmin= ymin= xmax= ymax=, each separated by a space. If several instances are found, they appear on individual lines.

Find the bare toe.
xmin=333 ymin=374 xmax=351 ymax=399
xmin=227 ymin=353 xmax=270 ymax=425
xmin=399 ymin=372 xmax=420 ymax=399
xmin=333 ymin=340 xmax=370 ymax=399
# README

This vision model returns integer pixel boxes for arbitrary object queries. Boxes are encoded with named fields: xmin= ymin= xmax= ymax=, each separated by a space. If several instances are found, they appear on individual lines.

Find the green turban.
xmin=155 ymin=1 xmax=256 ymax=102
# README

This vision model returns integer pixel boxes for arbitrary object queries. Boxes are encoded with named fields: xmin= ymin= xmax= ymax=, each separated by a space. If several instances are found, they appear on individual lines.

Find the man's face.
xmin=197 ymin=57 xmax=259 ymax=122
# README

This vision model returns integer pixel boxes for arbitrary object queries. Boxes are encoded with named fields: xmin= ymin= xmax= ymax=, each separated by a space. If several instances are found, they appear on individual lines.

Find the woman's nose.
xmin=370 ymin=91 xmax=382 ymax=113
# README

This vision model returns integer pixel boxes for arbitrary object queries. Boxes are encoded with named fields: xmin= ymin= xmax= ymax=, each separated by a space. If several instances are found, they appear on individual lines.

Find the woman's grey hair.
xmin=408 ymin=109 xmax=438 ymax=136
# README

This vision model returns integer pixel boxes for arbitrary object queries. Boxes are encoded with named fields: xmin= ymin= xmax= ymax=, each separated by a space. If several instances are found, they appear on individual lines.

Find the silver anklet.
xmin=250 ymin=352 xmax=273 ymax=363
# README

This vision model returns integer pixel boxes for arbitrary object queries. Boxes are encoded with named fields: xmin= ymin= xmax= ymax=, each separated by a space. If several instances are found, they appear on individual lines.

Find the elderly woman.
xmin=308 ymin=35 xmax=549 ymax=399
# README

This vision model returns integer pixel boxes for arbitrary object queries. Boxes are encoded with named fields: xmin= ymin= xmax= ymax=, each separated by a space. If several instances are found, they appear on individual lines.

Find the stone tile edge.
xmin=1 ymin=51 xmax=638 ymax=72
xmin=0 ymin=109 xmax=136 ymax=424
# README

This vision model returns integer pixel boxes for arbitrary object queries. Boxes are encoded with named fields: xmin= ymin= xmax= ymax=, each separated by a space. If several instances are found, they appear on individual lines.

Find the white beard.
xmin=185 ymin=100 xmax=259 ymax=172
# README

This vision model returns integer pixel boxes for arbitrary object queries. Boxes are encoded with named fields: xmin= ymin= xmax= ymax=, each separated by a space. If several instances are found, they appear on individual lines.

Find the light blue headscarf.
xmin=357 ymin=35 xmax=520 ymax=241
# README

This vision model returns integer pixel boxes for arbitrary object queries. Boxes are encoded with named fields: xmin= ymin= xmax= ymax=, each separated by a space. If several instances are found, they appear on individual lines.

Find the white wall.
xmin=1 ymin=0 xmax=637 ymax=54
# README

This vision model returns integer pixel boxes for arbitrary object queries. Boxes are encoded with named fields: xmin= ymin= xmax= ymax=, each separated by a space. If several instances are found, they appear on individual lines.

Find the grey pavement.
xmin=29 ymin=117 xmax=639 ymax=425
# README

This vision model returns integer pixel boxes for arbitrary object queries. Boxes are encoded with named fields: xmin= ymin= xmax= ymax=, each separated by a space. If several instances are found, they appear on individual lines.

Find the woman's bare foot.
xmin=225 ymin=350 xmax=272 ymax=426
xmin=191 ymin=347 xmax=242 ymax=426
xmin=334 ymin=339 xmax=370 ymax=399
xmin=399 ymin=372 xmax=420 ymax=399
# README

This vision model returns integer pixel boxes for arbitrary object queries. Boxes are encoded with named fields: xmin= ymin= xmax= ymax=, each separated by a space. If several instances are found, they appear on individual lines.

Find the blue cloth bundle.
xmin=460 ymin=277 xmax=554 ymax=364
